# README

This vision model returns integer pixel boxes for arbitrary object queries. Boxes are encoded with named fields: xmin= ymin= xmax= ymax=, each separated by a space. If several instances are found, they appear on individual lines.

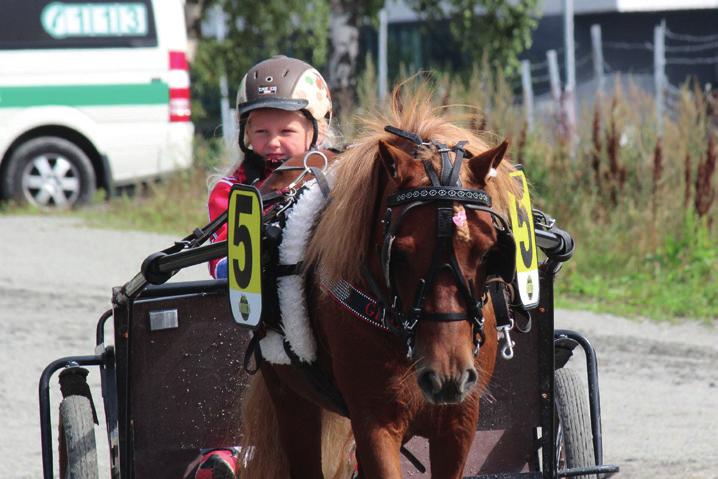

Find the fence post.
xmin=591 ymin=24 xmax=605 ymax=93
xmin=521 ymin=60 xmax=534 ymax=132
xmin=547 ymin=50 xmax=561 ymax=109
xmin=563 ymin=0 xmax=576 ymax=153
xmin=378 ymin=6 xmax=388 ymax=101
xmin=654 ymin=20 xmax=666 ymax=135
xmin=212 ymin=6 xmax=237 ymax=161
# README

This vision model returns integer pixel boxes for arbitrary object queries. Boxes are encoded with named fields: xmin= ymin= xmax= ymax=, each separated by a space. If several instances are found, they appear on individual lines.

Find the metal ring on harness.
xmin=284 ymin=150 xmax=330 ymax=192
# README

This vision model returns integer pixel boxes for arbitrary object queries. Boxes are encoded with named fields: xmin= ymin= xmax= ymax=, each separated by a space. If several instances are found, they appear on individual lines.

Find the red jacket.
xmin=207 ymin=161 xmax=278 ymax=277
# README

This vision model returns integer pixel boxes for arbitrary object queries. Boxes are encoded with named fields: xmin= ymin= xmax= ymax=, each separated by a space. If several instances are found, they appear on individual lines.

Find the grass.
xmin=78 ymin=169 xmax=211 ymax=234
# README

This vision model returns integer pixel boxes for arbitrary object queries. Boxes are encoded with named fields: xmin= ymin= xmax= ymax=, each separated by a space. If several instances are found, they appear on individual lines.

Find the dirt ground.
xmin=1 ymin=215 xmax=716 ymax=478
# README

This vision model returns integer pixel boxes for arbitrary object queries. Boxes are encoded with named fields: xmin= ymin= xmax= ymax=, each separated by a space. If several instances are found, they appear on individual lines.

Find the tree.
xmin=327 ymin=0 xmax=384 ymax=118
xmin=405 ymin=0 xmax=540 ymax=77
xmin=186 ymin=0 xmax=330 ymax=130
xmin=186 ymin=0 xmax=538 ymax=130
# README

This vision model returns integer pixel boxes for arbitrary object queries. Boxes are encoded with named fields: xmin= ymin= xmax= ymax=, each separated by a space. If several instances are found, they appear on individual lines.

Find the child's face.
xmin=247 ymin=109 xmax=313 ymax=161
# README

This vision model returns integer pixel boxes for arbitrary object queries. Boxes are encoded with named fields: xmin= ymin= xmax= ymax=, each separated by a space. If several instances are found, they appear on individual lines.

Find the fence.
xmin=520 ymin=22 xmax=718 ymax=136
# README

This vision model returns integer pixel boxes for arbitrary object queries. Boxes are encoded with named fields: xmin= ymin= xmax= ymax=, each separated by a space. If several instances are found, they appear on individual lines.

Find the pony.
xmin=241 ymin=83 xmax=520 ymax=479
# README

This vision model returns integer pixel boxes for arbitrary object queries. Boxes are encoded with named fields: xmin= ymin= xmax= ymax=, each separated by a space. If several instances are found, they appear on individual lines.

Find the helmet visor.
xmin=237 ymin=98 xmax=309 ymax=117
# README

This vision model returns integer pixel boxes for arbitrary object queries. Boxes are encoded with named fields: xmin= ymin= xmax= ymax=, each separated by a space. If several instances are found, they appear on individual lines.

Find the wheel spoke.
xmin=25 ymin=175 xmax=47 ymax=189
xmin=50 ymin=188 xmax=69 ymax=207
xmin=59 ymin=177 xmax=80 ymax=193
xmin=33 ymin=156 xmax=53 ymax=177
xmin=34 ymin=187 xmax=52 ymax=206
xmin=53 ymin=158 xmax=73 ymax=178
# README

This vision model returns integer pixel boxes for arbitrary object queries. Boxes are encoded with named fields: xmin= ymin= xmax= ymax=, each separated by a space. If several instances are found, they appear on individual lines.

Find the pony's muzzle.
xmin=417 ymin=367 xmax=478 ymax=404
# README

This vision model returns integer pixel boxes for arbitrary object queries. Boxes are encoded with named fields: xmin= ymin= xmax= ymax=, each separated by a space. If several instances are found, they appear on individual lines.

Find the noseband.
xmin=377 ymin=126 xmax=515 ymax=358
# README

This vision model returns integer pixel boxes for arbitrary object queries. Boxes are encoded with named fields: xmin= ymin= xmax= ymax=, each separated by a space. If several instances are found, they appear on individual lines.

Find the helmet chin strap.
xmin=237 ymin=111 xmax=320 ymax=155
xmin=302 ymin=111 xmax=320 ymax=151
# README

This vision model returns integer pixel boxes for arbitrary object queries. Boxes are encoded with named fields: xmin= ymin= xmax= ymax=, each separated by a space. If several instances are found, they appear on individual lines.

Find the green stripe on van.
xmin=0 ymin=82 xmax=169 ymax=108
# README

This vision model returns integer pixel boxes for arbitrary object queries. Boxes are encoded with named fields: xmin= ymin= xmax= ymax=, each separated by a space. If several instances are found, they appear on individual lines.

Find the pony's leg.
xmin=352 ymin=425 xmax=404 ymax=478
xmin=427 ymin=405 xmax=480 ymax=479
xmin=261 ymin=365 xmax=324 ymax=478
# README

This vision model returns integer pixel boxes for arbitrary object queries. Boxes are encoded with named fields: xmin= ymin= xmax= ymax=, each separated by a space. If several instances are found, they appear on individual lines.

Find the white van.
xmin=0 ymin=0 xmax=194 ymax=208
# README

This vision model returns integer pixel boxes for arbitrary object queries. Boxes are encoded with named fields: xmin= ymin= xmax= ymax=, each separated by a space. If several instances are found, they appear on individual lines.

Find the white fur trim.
xmin=259 ymin=171 xmax=335 ymax=365
xmin=258 ymin=331 xmax=291 ymax=365
xmin=277 ymin=275 xmax=316 ymax=362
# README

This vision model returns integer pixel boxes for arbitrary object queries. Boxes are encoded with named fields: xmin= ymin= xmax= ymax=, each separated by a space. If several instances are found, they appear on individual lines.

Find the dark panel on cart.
xmin=120 ymin=280 xmax=252 ymax=479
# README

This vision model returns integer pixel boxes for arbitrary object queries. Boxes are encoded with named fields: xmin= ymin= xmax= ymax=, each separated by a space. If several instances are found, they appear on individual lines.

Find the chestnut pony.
xmin=241 ymin=86 xmax=519 ymax=479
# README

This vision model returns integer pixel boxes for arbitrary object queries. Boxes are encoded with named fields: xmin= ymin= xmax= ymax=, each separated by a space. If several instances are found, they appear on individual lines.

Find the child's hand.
xmin=215 ymin=257 xmax=228 ymax=279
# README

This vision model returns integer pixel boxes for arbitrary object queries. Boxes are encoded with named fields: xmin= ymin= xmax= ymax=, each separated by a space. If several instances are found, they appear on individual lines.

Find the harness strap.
xmin=435 ymin=141 xmax=454 ymax=185
xmin=423 ymin=160 xmax=441 ymax=187
xmin=310 ymin=166 xmax=331 ymax=198
xmin=361 ymin=263 xmax=388 ymax=305
xmin=275 ymin=262 xmax=303 ymax=277
xmin=387 ymin=187 xmax=492 ymax=207
xmin=243 ymin=332 xmax=264 ymax=375
xmin=384 ymin=125 xmax=425 ymax=145
xmin=447 ymin=141 xmax=468 ymax=187
xmin=281 ymin=339 xmax=350 ymax=417
xmin=486 ymin=277 xmax=514 ymax=329
xmin=324 ymin=280 xmax=395 ymax=333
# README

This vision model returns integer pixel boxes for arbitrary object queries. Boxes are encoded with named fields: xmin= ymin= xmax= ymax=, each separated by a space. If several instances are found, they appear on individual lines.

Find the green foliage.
xmin=404 ymin=0 xmax=540 ymax=76
xmin=557 ymin=214 xmax=718 ymax=321
xmin=189 ymin=0 xmax=330 ymax=129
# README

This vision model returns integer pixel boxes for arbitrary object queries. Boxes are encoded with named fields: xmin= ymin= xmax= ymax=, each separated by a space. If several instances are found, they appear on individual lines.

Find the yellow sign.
xmin=507 ymin=171 xmax=540 ymax=308
xmin=227 ymin=185 xmax=263 ymax=328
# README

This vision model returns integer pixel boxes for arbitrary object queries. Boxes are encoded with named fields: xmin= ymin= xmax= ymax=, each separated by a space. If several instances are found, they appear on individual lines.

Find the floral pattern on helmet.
xmin=293 ymin=68 xmax=332 ymax=120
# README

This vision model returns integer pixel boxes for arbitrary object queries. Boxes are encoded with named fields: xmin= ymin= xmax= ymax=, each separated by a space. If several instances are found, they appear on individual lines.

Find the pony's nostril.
xmin=418 ymin=370 xmax=442 ymax=394
xmin=461 ymin=368 xmax=478 ymax=392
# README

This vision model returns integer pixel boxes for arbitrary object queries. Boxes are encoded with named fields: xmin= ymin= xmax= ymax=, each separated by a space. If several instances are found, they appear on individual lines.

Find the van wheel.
xmin=5 ymin=137 xmax=96 ymax=209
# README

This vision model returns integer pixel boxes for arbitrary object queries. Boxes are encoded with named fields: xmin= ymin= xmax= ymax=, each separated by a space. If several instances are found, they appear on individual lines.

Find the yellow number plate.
xmin=227 ymin=185 xmax=263 ymax=328
xmin=507 ymin=170 xmax=540 ymax=308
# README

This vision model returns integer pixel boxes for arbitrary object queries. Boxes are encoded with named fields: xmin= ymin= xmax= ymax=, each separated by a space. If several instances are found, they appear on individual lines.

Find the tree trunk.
xmin=328 ymin=1 xmax=359 ymax=119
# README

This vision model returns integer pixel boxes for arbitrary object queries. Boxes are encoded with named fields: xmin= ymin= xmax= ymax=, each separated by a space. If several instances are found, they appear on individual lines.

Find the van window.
xmin=0 ymin=0 xmax=157 ymax=49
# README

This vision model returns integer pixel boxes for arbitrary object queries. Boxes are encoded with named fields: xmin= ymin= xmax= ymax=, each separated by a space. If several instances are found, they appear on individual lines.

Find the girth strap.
xmin=282 ymin=339 xmax=350 ymax=417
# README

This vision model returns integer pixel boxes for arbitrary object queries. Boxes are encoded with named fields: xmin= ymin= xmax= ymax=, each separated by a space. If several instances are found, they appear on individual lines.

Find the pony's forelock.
xmin=305 ymin=82 xmax=519 ymax=285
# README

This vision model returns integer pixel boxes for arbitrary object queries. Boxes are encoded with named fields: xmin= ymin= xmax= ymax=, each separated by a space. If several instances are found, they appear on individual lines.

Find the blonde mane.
xmin=306 ymin=83 xmax=519 ymax=284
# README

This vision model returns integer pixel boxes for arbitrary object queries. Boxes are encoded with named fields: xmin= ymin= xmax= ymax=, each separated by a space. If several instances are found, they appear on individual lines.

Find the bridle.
xmin=373 ymin=126 xmax=516 ymax=358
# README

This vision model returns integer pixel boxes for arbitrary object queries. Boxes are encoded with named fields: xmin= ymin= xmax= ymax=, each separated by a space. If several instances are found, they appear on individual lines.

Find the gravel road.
xmin=1 ymin=215 xmax=716 ymax=478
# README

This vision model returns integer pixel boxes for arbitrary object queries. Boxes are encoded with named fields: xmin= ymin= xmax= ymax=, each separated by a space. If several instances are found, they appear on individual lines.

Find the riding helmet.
xmin=236 ymin=55 xmax=332 ymax=152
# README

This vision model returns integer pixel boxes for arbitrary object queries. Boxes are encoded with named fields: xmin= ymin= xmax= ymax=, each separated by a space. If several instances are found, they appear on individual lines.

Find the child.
xmin=207 ymin=54 xmax=334 ymax=279
xmin=197 ymin=55 xmax=335 ymax=479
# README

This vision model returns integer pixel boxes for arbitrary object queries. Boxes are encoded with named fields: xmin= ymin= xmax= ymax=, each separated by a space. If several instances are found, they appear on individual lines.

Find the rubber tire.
xmin=4 ymin=136 xmax=96 ymax=208
xmin=554 ymin=367 xmax=596 ymax=478
xmin=58 ymin=396 xmax=98 ymax=479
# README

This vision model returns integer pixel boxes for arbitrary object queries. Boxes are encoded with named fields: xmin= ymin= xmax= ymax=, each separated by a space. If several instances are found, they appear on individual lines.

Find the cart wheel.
xmin=555 ymin=367 xmax=595 ymax=478
xmin=58 ymin=395 xmax=98 ymax=479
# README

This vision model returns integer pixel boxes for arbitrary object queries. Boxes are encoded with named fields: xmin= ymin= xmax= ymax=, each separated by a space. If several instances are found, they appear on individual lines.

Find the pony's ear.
xmin=378 ymin=140 xmax=412 ymax=183
xmin=468 ymin=140 xmax=509 ymax=183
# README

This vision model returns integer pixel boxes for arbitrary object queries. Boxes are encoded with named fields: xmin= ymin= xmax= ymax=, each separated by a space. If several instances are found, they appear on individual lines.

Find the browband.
xmin=387 ymin=186 xmax=492 ymax=207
